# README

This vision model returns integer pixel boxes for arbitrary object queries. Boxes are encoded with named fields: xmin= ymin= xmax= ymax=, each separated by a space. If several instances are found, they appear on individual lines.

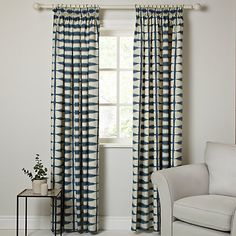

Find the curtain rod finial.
xmin=33 ymin=2 xmax=41 ymax=10
xmin=193 ymin=3 xmax=201 ymax=10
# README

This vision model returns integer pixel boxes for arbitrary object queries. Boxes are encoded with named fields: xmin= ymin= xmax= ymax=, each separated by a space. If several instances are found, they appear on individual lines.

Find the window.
xmin=99 ymin=33 xmax=133 ymax=145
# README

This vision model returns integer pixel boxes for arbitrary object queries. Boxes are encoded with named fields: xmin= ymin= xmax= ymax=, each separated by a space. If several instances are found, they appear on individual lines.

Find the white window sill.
xmin=99 ymin=143 xmax=132 ymax=148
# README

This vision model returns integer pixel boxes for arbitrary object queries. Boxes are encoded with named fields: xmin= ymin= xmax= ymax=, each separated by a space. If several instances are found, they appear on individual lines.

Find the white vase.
xmin=32 ymin=179 xmax=47 ymax=194
xmin=40 ymin=183 xmax=48 ymax=196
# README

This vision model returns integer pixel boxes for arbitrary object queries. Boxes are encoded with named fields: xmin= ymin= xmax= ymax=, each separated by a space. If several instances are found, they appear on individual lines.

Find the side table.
xmin=16 ymin=189 xmax=62 ymax=236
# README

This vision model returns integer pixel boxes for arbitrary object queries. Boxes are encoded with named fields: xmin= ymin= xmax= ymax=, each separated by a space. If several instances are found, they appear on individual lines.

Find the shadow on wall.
xmin=182 ymin=5 xmax=208 ymax=165
xmin=182 ymin=11 xmax=191 ymax=165
xmin=99 ymin=147 xmax=108 ymax=215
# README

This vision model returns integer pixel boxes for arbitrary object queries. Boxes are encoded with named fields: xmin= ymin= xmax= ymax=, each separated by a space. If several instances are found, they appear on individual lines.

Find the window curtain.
xmin=51 ymin=6 xmax=100 ymax=233
xmin=132 ymin=6 xmax=184 ymax=231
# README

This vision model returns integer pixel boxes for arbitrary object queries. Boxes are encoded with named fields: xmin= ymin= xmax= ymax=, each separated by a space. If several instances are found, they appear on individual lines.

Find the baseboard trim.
xmin=0 ymin=216 xmax=131 ymax=230
xmin=0 ymin=216 xmax=50 ymax=230
xmin=100 ymin=216 xmax=131 ymax=230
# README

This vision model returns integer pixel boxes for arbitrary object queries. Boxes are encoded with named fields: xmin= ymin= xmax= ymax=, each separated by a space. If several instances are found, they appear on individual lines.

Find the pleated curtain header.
xmin=53 ymin=6 xmax=99 ymax=15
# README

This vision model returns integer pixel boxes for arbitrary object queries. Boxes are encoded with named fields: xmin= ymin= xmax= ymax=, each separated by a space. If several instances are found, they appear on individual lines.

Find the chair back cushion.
xmin=205 ymin=142 xmax=236 ymax=197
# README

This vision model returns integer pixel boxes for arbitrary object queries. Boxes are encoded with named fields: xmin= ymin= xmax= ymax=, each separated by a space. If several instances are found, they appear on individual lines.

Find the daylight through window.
xmin=99 ymin=36 xmax=133 ymax=143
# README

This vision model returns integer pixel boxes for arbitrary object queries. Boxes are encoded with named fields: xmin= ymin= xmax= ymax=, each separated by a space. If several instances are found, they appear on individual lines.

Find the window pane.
xmin=120 ymin=37 xmax=133 ymax=69
xmin=120 ymin=71 xmax=133 ymax=104
xmin=120 ymin=106 xmax=132 ymax=138
xmin=100 ymin=106 xmax=117 ymax=138
xmin=100 ymin=37 xmax=117 ymax=68
xmin=100 ymin=71 xmax=117 ymax=103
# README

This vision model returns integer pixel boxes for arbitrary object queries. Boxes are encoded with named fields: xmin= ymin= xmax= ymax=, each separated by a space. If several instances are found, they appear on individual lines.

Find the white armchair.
xmin=151 ymin=142 xmax=236 ymax=236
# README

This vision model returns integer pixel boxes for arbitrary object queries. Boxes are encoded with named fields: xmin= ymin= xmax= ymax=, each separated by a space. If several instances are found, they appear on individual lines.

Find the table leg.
xmin=60 ymin=193 xmax=62 ymax=236
xmin=52 ymin=197 xmax=55 ymax=233
xmin=55 ymin=197 xmax=57 ymax=236
xmin=16 ymin=196 xmax=19 ymax=236
xmin=25 ymin=197 xmax=27 ymax=236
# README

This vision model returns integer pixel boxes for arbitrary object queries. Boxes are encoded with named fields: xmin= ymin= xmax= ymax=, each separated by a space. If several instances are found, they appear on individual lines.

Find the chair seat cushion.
xmin=173 ymin=195 xmax=236 ymax=232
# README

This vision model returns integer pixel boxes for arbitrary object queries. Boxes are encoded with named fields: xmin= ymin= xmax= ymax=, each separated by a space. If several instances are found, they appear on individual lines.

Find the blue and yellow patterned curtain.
xmin=51 ymin=6 xmax=100 ymax=233
xmin=132 ymin=6 xmax=184 ymax=231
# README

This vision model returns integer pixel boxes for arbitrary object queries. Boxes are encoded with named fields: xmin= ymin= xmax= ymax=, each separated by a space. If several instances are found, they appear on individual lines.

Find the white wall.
xmin=0 ymin=0 xmax=235 ymax=229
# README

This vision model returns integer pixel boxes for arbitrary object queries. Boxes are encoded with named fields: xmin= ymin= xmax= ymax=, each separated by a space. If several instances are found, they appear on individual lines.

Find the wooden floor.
xmin=0 ymin=230 xmax=159 ymax=236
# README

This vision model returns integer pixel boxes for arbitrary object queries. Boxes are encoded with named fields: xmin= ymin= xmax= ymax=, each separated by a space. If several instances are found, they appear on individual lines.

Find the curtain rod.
xmin=33 ymin=2 xmax=202 ymax=10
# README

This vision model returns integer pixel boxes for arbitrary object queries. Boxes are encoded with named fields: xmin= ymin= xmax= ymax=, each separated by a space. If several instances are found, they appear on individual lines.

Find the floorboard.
xmin=0 ymin=230 xmax=159 ymax=236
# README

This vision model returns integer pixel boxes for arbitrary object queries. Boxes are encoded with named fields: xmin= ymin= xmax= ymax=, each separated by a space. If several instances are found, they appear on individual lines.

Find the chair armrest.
xmin=151 ymin=163 xmax=209 ymax=236
xmin=231 ymin=210 xmax=236 ymax=235
xmin=152 ymin=163 xmax=209 ymax=201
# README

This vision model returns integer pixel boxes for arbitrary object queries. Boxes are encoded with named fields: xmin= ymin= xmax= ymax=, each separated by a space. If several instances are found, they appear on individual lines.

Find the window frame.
xmin=99 ymin=30 xmax=133 ymax=147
